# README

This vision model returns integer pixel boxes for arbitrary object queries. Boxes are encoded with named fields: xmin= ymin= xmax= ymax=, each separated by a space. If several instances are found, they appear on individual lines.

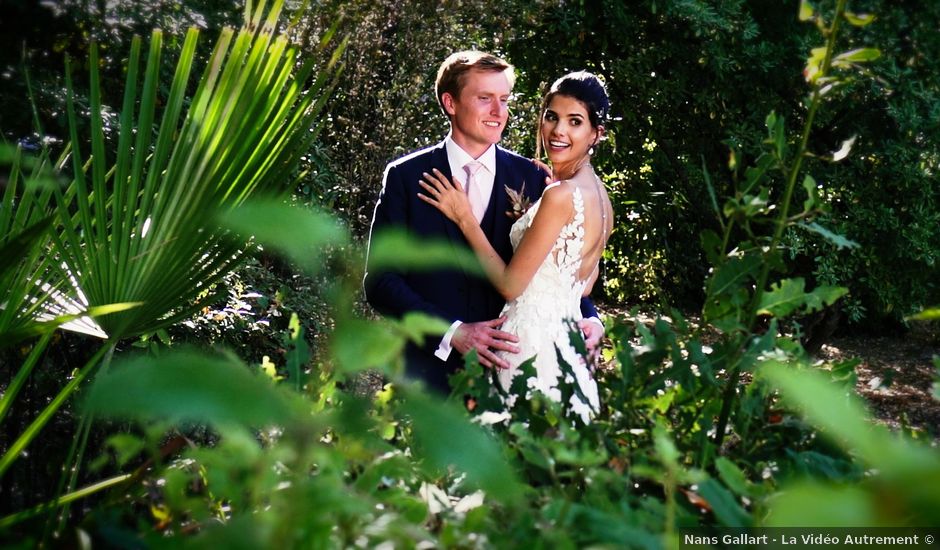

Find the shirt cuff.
xmin=434 ymin=320 xmax=463 ymax=361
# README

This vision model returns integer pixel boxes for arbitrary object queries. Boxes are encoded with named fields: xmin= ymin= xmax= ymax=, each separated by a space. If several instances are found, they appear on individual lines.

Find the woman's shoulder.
xmin=539 ymin=180 xmax=576 ymax=211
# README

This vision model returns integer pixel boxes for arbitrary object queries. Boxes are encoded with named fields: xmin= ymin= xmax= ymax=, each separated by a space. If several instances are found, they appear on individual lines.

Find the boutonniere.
xmin=504 ymin=183 xmax=532 ymax=220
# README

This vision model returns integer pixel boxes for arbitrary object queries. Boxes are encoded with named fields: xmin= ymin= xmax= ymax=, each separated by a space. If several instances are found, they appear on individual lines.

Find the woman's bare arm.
xmin=418 ymin=169 xmax=573 ymax=300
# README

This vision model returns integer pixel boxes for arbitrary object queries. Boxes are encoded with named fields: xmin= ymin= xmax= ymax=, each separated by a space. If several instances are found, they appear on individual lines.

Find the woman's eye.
xmin=571 ymin=119 xmax=581 ymax=126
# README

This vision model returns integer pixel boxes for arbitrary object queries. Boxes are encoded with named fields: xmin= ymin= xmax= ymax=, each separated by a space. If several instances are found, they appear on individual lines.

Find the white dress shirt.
xmin=435 ymin=136 xmax=497 ymax=361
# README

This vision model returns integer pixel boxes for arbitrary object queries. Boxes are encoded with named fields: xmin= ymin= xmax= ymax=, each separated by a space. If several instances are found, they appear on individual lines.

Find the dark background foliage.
xmin=2 ymin=0 xmax=938 ymax=324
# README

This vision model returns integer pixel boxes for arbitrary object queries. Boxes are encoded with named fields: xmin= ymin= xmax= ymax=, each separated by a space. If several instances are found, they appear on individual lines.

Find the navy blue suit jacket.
xmin=364 ymin=140 xmax=598 ymax=392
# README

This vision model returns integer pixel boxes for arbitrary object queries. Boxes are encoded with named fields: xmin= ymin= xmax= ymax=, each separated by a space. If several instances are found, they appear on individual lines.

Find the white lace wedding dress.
xmin=495 ymin=182 xmax=601 ymax=423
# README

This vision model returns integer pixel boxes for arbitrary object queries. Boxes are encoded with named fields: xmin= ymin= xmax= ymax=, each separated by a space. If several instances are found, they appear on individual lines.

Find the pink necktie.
xmin=464 ymin=161 xmax=485 ymax=222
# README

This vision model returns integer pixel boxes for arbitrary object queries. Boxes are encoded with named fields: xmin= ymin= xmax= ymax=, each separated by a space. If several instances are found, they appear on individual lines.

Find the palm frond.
xmin=51 ymin=0 xmax=345 ymax=340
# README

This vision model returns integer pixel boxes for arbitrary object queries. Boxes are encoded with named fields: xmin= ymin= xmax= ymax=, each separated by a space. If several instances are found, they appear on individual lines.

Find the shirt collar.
xmin=445 ymin=134 xmax=497 ymax=175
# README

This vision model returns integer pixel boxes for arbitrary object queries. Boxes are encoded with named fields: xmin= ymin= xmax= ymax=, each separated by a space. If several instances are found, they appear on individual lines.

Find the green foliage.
xmin=2 ymin=0 xmax=938 ymax=547
xmin=0 ymin=0 xmax=345 ymax=519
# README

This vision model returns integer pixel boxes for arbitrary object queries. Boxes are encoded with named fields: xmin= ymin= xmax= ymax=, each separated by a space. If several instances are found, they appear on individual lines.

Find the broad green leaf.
xmin=757 ymin=278 xmax=847 ymax=317
xmin=707 ymin=253 xmax=762 ymax=297
xmin=85 ymin=349 xmax=299 ymax=427
xmin=742 ymin=153 xmax=775 ymax=195
xmin=843 ymin=12 xmax=875 ymax=26
xmin=401 ymin=390 xmax=521 ymax=502
xmin=103 ymin=433 xmax=146 ymax=468
xmin=219 ymin=200 xmax=348 ymax=274
xmin=330 ymin=318 xmax=403 ymax=375
xmin=757 ymin=278 xmax=808 ymax=317
xmin=699 ymin=229 xmax=723 ymax=265
xmin=698 ymin=478 xmax=751 ymax=527
xmin=763 ymin=483 xmax=877 ymax=527
xmin=760 ymin=366 xmax=940 ymax=477
xmin=367 ymin=228 xmax=484 ymax=275
xmin=653 ymin=424 xmax=679 ymax=466
xmin=398 ymin=312 xmax=451 ymax=346
xmin=715 ymin=457 xmax=752 ymax=497
xmin=797 ymin=221 xmax=859 ymax=249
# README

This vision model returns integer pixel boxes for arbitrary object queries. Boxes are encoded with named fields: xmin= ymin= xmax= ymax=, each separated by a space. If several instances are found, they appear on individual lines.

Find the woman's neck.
xmin=553 ymin=157 xmax=591 ymax=181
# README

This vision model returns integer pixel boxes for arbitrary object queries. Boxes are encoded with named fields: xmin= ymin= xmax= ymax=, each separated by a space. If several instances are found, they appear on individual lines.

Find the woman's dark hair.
xmin=542 ymin=71 xmax=609 ymax=128
xmin=536 ymin=71 xmax=609 ymax=158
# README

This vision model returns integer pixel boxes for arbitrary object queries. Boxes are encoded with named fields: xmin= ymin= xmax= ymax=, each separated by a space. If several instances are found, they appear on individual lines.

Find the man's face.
xmin=443 ymin=69 xmax=511 ymax=156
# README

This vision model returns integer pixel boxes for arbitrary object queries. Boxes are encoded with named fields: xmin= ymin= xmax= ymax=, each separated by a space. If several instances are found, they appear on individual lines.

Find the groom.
xmin=364 ymin=51 xmax=601 ymax=393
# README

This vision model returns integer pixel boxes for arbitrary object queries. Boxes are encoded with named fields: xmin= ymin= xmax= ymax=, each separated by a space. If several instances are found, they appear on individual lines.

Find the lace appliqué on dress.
xmin=496 ymin=183 xmax=600 ymax=424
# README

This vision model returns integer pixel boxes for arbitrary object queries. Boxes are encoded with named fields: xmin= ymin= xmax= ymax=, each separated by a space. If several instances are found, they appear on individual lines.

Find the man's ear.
xmin=442 ymin=92 xmax=457 ymax=116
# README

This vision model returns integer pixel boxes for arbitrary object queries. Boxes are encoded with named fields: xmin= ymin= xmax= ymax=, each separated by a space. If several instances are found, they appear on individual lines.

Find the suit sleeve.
xmin=579 ymin=296 xmax=599 ymax=320
xmin=363 ymin=163 xmax=454 ymax=322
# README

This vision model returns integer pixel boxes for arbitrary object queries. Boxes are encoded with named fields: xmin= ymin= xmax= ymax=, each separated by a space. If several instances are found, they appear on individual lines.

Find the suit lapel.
xmin=488 ymin=147 xmax=517 ymax=256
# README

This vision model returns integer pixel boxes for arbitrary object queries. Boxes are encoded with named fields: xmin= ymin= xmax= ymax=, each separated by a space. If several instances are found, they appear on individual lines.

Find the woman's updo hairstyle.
xmin=542 ymin=71 xmax=610 ymax=128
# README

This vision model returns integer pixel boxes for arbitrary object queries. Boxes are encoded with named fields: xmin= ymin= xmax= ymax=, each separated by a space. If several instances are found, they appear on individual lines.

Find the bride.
xmin=418 ymin=71 xmax=613 ymax=422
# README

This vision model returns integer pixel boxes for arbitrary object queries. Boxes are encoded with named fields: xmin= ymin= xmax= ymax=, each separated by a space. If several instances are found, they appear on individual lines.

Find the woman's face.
xmin=540 ymin=94 xmax=598 ymax=166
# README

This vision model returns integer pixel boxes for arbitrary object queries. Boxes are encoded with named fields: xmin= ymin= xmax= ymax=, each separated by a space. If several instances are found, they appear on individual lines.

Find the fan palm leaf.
xmin=52 ymin=0 xmax=345 ymax=340
xmin=0 ymin=0 xmax=345 ymax=480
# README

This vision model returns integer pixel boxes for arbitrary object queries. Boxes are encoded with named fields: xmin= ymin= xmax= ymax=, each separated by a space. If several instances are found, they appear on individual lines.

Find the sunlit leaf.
xmin=833 ymin=48 xmax=882 ymax=65
xmin=798 ymin=0 xmax=815 ymax=21
xmin=843 ymin=12 xmax=875 ymax=26
xmin=757 ymin=278 xmax=847 ymax=317
xmin=906 ymin=308 xmax=940 ymax=321
xmin=803 ymin=47 xmax=827 ymax=82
